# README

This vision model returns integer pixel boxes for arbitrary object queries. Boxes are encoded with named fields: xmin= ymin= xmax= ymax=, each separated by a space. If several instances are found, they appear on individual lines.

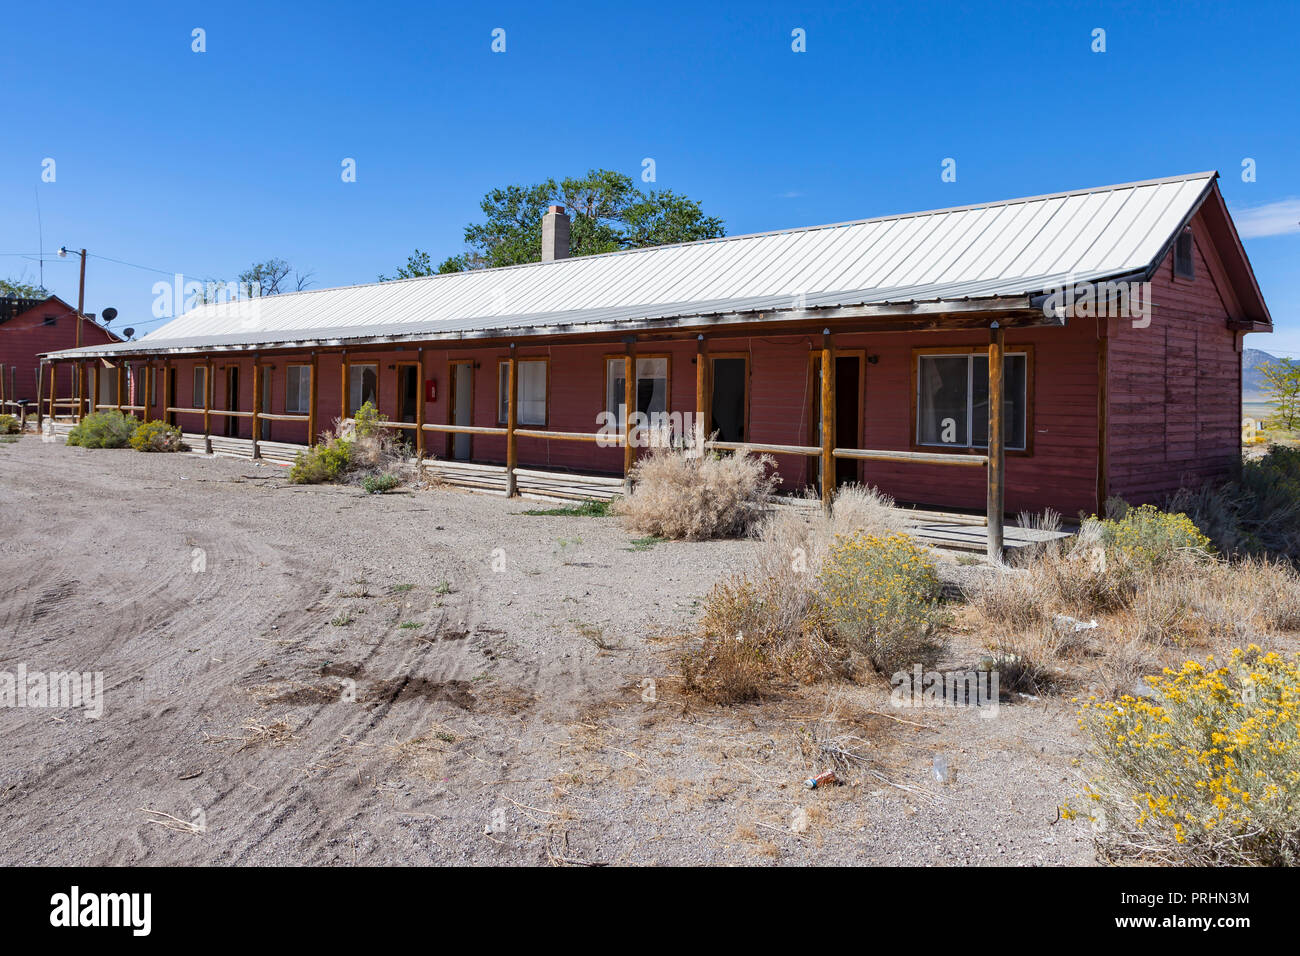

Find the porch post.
xmin=695 ymin=334 xmax=709 ymax=452
xmin=203 ymin=359 xmax=212 ymax=440
xmin=505 ymin=344 xmax=518 ymax=497
xmin=308 ymin=353 xmax=318 ymax=444
xmin=339 ymin=351 xmax=348 ymax=424
xmin=820 ymin=330 xmax=835 ymax=512
xmin=89 ymin=364 xmax=98 ymax=417
xmin=415 ymin=347 xmax=426 ymax=461
xmin=251 ymin=355 xmax=262 ymax=459
xmin=623 ymin=336 xmax=636 ymax=493
xmin=163 ymin=361 xmax=172 ymax=426
xmin=987 ymin=323 xmax=1006 ymax=560
xmin=116 ymin=361 xmax=124 ymax=411
xmin=46 ymin=361 xmax=56 ymax=423
xmin=78 ymin=363 xmax=87 ymax=420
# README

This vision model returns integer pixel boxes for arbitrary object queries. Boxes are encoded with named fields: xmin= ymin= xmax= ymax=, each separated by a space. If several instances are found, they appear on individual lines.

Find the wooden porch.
xmin=38 ymin=312 xmax=1029 ymax=557
xmin=43 ymin=419 xmax=1063 ymax=554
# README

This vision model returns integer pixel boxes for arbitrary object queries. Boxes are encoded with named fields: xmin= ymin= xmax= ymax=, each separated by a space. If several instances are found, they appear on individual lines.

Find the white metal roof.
xmin=52 ymin=171 xmax=1219 ymax=357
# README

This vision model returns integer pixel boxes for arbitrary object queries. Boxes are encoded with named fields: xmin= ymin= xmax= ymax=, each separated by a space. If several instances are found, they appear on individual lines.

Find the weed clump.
xmin=679 ymin=484 xmax=940 ymax=702
xmin=361 ymin=472 xmax=400 ymax=494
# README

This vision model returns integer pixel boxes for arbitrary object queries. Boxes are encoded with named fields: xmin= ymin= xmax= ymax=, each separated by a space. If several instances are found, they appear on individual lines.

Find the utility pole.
xmin=75 ymin=248 xmax=86 ymax=348
xmin=76 ymin=248 xmax=86 ymax=416
xmin=59 ymin=246 xmax=89 ymax=414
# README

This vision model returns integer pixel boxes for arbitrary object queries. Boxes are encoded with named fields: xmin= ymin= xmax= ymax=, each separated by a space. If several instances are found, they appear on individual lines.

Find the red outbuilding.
xmin=2 ymin=295 xmax=120 ymax=413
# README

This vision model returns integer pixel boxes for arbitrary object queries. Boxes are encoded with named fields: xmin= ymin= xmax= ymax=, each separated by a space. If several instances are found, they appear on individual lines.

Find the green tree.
xmin=0 ymin=277 xmax=49 ymax=298
xmin=379 ymin=249 xmax=477 ymax=280
xmin=239 ymin=258 xmax=314 ymax=296
xmin=1260 ymin=358 xmax=1300 ymax=430
xmin=385 ymin=168 xmax=724 ymax=277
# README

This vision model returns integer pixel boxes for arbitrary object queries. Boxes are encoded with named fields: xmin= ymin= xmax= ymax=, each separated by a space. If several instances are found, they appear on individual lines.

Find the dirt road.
xmin=0 ymin=436 xmax=1096 ymax=865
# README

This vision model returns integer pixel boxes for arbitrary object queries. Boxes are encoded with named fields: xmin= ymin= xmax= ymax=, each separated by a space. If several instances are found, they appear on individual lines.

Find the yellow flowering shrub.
xmin=816 ymin=531 xmax=946 ymax=674
xmin=1065 ymin=646 xmax=1300 ymax=865
xmin=1097 ymin=504 xmax=1211 ymax=569
xmin=1031 ymin=505 xmax=1214 ymax=614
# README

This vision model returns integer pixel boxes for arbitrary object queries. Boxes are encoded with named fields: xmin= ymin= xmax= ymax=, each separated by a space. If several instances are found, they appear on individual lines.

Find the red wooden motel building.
xmin=42 ymin=172 xmax=1271 ymax=551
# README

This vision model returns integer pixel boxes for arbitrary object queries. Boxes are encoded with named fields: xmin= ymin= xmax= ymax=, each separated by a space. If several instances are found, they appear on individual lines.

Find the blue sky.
xmin=3 ymin=0 xmax=1297 ymax=351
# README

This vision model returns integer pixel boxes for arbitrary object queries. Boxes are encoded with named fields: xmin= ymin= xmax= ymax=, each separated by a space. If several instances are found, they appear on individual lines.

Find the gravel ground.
xmin=0 ymin=434 xmax=1097 ymax=865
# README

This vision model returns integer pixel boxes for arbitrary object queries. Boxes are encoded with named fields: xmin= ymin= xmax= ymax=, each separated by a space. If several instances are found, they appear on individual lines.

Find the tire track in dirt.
xmin=215 ymin=554 xmax=494 ymax=863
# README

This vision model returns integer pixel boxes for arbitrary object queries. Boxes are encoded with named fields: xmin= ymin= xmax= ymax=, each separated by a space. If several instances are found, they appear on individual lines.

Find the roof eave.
xmin=41 ymin=295 xmax=1051 ymax=360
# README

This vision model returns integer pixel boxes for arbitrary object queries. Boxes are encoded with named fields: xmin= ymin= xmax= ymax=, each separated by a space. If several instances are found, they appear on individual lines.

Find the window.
xmin=42 ymin=315 xmax=57 ymax=327
xmin=1174 ymin=228 xmax=1195 ymax=279
xmin=192 ymin=366 xmax=207 ymax=409
xmin=286 ymin=365 xmax=311 ymax=414
xmin=605 ymin=357 xmax=668 ymax=420
xmin=497 ymin=359 xmax=547 ymax=426
xmin=347 ymin=364 xmax=377 ymax=415
xmin=916 ymin=352 xmax=1027 ymax=451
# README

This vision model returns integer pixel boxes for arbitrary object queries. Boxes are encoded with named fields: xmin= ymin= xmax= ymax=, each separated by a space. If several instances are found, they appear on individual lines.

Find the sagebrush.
xmin=614 ymin=448 xmax=779 ymax=540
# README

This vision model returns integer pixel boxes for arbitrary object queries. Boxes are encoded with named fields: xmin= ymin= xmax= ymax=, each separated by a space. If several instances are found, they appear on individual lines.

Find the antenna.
xmin=34 ymin=187 xmax=43 ymax=291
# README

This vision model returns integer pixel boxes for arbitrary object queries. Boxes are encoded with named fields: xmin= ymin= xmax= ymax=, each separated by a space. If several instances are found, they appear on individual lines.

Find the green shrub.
xmin=128 ymin=419 xmax=188 ymax=452
xmin=65 ymin=410 xmax=139 ymax=448
xmin=816 ymin=531 xmax=947 ymax=674
xmin=0 ymin=414 xmax=20 ymax=435
xmin=352 ymin=400 xmax=384 ymax=438
xmin=289 ymin=438 xmax=352 ymax=484
xmin=1066 ymin=647 xmax=1300 ymax=865
xmin=361 ymin=472 xmax=400 ymax=494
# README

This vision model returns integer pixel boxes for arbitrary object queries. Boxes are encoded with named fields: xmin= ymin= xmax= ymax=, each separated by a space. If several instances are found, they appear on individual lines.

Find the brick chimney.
xmin=541 ymin=205 xmax=570 ymax=262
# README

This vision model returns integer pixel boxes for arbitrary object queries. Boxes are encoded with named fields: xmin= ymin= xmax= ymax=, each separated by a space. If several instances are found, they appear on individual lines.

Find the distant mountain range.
xmin=1244 ymin=348 xmax=1280 ymax=402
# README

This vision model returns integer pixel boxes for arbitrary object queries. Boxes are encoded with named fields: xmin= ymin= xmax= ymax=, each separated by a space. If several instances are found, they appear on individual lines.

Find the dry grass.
xmin=614 ymin=448 xmax=779 ymax=540
xmin=679 ymin=484 xmax=930 ymax=702
xmin=204 ymin=715 xmax=300 ymax=750
xmin=967 ymin=503 xmax=1300 ymax=700
xmin=388 ymin=724 xmax=458 ymax=781
xmin=983 ymin=625 xmax=1085 ymax=696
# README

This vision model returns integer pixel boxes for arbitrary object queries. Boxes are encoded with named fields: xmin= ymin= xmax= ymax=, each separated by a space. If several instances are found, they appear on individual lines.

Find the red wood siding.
xmin=1105 ymin=211 xmax=1243 ymax=505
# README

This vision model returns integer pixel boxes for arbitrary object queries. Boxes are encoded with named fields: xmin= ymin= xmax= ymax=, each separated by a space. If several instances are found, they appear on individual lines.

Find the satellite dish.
xmin=123 ymin=327 xmax=136 ymax=339
xmin=102 ymin=307 xmax=118 ymax=324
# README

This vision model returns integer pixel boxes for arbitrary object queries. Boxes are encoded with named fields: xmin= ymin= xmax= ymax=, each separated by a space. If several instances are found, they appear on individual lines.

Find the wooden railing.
xmin=38 ymin=327 xmax=1010 ymax=556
